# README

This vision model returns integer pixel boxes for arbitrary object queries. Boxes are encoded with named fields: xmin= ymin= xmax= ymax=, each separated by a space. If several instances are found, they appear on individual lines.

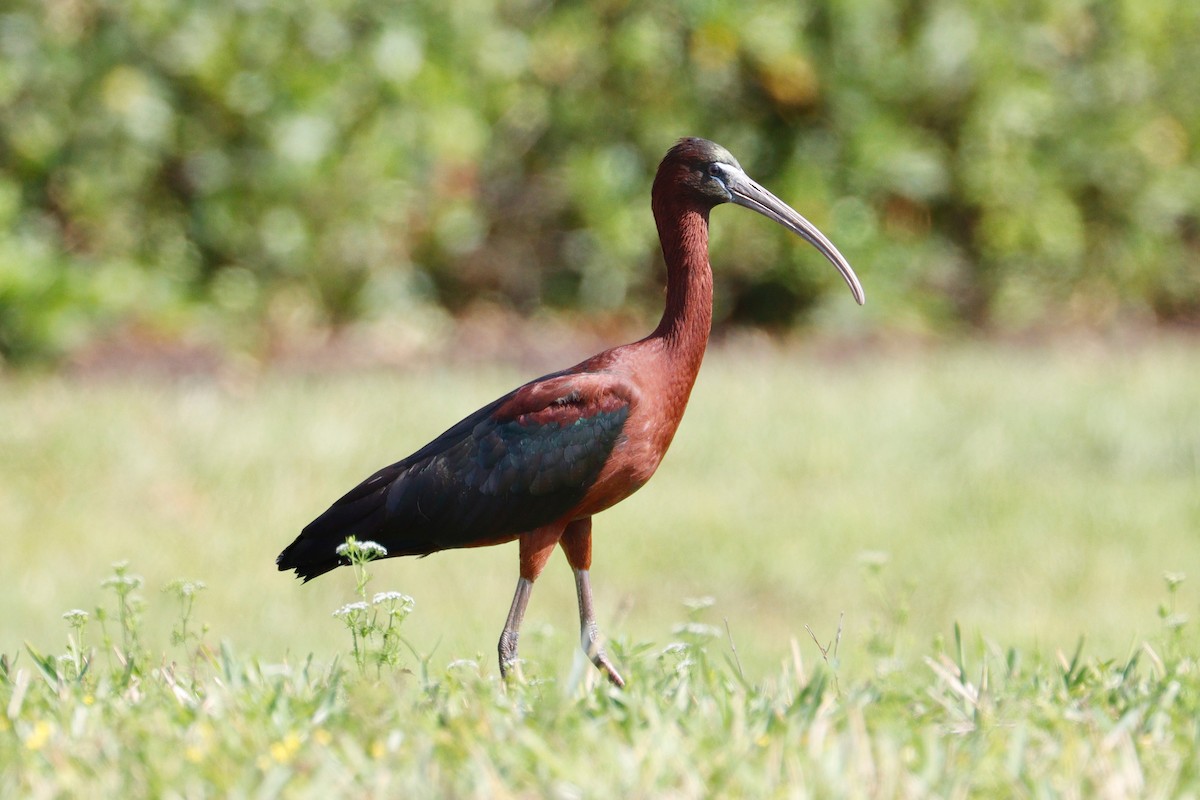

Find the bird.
xmin=277 ymin=137 xmax=864 ymax=687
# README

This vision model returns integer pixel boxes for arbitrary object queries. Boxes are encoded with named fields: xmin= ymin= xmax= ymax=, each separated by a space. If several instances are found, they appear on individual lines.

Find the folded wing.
xmin=277 ymin=371 xmax=634 ymax=580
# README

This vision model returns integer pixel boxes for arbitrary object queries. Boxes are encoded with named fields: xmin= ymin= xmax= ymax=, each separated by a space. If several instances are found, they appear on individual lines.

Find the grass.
xmin=2 ymin=335 xmax=1199 ymax=795
xmin=3 ymin=558 xmax=1199 ymax=796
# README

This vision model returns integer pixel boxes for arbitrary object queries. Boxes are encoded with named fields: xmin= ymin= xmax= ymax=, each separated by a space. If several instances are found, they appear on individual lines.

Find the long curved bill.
xmin=726 ymin=168 xmax=865 ymax=305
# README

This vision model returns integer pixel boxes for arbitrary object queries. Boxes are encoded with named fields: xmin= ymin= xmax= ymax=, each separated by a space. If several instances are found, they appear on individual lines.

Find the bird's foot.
xmin=581 ymin=624 xmax=625 ymax=688
xmin=498 ymin=629 xmax=523 ymax=682
xmin=593 ymin=652 xmax=626 ymax=689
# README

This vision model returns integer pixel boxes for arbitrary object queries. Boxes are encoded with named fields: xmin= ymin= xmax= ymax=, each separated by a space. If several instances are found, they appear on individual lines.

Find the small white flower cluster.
xmin=372 ymin=591 xmax=414 ymax=606
xmin=62 ymin=609 xmax=89 ymax=625
xmin=671 ymin=622 xmax=721 ymax=639
xmin=332 ymin=601 xmax=369 ymax=618
xmin=335 ymin=540 xmax=389 ymax=559
xmin=682 ymin=596 xmax=716 ymax=612
xmin=167 ymin=579 xmax=207 ymax=596
xmin=659 ymin=642 xmax=694 ymax=671
xmin=102 ymin=573 xmax=143 ymax=590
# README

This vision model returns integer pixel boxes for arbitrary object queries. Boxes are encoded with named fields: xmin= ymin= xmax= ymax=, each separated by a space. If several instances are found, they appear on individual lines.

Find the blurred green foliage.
xmin=1 ymin=0 xmax=1198 ymax=362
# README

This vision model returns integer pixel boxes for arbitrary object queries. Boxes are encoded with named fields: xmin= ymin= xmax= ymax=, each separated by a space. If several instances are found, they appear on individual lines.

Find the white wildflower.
xmin=62 ymin=609 xmax=89 ymax=624
xmin=102 ymin=574 xmax=143 ymax=590
xmin=332 ymin=601 xmax=369 ymax=618
xmin=335 ymin=539 xmax=389 ymax=559
xmin=1164 ymin=613 xmax=1189 ymax=630
xmin=671 ymin=622 xmax=721 ymax=639
xmin=165 ymin=579 xmax=207 ymax=596
xmin=682 ymin=596 xmax=715 ymax=612
xmin=372 ymin=591 xmax=414 ymax=607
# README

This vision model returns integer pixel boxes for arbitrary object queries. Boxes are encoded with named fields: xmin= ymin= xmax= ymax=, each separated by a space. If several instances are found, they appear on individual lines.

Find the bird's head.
xmin=656 ymin=137 xmax=865 ymax=305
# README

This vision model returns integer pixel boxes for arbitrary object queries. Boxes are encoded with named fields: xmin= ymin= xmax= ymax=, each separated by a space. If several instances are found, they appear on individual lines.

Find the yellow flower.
xmin=270 ymin=732 xmax=303 ymax=764
xmin=25 ymin=720 xmax=52 ymax=751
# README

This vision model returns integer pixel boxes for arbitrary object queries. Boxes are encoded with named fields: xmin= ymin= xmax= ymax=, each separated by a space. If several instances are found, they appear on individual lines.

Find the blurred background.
xmin=2 ymin=0 xmax=1198 ymax=677
xmin=2 ymin=0 xmax=1198 ymax=366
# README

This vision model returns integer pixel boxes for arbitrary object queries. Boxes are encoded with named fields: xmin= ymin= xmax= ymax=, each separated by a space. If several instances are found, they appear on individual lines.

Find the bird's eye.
xmin=707 ymin=163 xmax=722 ymax=177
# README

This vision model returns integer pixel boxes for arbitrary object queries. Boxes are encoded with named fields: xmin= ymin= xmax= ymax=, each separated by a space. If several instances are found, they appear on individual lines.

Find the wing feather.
xmin=277 ymin=370 xmax=635 ymax=580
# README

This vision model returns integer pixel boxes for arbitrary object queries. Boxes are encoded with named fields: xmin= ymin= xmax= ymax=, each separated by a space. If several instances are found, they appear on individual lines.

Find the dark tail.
xmin=276 ymin=469 xmax=397 ymax=581
xmin=276 ymin=535 xmax=342 ymax=582
xmin=277 ymin=461 xmax=447 ymax=581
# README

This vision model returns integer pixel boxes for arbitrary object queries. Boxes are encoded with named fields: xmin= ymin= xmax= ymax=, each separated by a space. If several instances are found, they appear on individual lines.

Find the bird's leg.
xmin=499 ymin=525 xmax=562 ymax=681
xmin=498 ymin=577 xmax=532 ymax=681
xmin=572 ymin=567 xmax=626 ymax=688
xmin=561 ymin=518 xmax=626 ymax=688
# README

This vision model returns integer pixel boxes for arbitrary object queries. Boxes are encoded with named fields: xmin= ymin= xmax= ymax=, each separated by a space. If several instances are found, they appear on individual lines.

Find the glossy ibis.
xmin=277 ymin=138 xmax=864 ymax=686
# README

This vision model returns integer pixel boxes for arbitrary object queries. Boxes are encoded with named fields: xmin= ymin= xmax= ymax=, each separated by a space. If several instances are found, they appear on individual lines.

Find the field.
xmin=2 ymin=335 xmax=1199 ymax=796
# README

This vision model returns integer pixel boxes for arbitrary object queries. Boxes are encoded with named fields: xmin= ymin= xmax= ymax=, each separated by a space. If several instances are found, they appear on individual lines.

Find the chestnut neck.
xmin=648 ymin=195 xmax=714 ymax=369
